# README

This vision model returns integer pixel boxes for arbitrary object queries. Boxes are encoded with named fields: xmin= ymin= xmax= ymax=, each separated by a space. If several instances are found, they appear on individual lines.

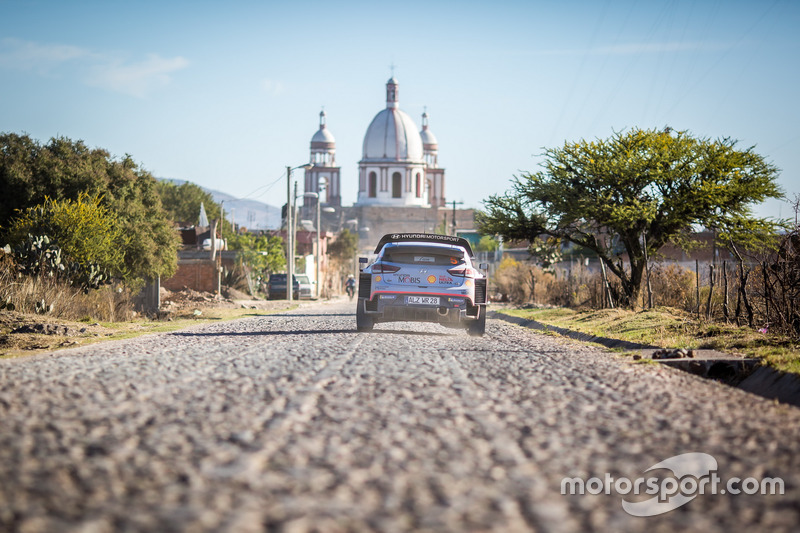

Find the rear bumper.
xmin=268 ymin=288 xmax=299 ymax=299
xmin=359 ymin=294 xmax=483 ymax=326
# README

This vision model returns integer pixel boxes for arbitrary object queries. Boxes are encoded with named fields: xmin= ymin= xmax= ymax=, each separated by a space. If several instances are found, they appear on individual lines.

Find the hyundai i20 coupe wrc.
xmin=356 ymin=233 xmax=488 ymax=336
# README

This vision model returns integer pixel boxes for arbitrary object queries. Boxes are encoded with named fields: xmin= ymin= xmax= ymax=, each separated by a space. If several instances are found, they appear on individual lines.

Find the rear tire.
xmin=356 ymin=301 xmax=374 ymax=332
xmin=467 ymin=307 xmax=486 ymax=337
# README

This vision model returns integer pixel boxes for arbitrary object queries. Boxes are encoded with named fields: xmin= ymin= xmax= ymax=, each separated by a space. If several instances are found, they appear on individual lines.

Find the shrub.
xmin=0 ymin=249 xmax=132 ymax=321
xmin=4 ymin=194 xmax=124 ymax=291
xmin=647 ymin=263 xmax=696 ymax=310
xmin=492 ymin=257 xmax=525 ymax=303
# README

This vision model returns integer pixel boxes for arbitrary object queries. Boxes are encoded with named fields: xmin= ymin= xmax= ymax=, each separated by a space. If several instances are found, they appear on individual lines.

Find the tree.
xmin=155 ymin=180 xmax=221 ymax=227
xmin=477 ymin=127 xmax=785 ymax=306
xmin=475 ymin=235 xmax=499 ymax=253
xmin=227 ymin=232 xmax=286 ymax=275
xmin=327 ymin=229 xmax=359 ymax=278
xmin=0 ymin=133 xmax=180 ymax=282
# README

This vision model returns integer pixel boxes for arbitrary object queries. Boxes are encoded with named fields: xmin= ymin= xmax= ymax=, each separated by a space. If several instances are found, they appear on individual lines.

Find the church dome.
xmin=311 ymin=110 xmax=335 ymax=149
xmin=420 ymin=111 xmax=438 ymax=150
xmin=362 ymin=78 xmax=423 ymax=162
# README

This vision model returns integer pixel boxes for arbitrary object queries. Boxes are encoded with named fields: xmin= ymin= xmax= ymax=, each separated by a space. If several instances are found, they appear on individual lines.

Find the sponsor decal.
xmin=374 ymin=275 xmax=382 ymax=282
xmin=396 ymin=274 xmax=421 ymax=284
xmin=390 ymin=233 xmax=462 ymax=243
xmin=438 ymin=276 xmax=454 ymax=284
xmin=427 ymin=275 xmax=437 ymax=283
xmin=415 ymin=256 xmax=435 ymax=263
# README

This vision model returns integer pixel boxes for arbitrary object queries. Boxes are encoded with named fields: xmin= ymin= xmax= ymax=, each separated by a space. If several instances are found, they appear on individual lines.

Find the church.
xmin=301 ymin=77 xmax=474 ymax=247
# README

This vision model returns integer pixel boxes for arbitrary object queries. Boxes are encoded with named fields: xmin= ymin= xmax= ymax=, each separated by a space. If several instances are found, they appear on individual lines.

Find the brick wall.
xmin=161 ymin=251 xmax=236 ymax=293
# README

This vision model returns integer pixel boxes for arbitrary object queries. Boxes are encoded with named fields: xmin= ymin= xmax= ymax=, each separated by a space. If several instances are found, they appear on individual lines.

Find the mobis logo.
xmin=396 ymin=274 xmax=421 ymax=284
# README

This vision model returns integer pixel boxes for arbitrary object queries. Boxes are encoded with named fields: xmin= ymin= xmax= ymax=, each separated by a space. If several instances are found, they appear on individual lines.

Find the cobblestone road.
xmin=1 ymin=300 xmax=798 ymax=532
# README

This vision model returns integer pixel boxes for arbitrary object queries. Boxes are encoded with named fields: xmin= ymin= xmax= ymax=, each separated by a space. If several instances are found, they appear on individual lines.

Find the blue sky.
xmin=1 ymin=0 xmax=798 ymax=223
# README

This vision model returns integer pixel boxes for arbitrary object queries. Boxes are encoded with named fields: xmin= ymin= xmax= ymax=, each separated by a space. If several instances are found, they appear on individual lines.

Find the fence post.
xmin=722 ymin=260 xmax=729 ymax=323
xmin=705 ymin=264 xmax=715 ymax=320
xmin=643 ymin=231 xmax=653 ymax=309
xmin=763 ymin=262 xmax=770 ymax=329
xmin=600 ymin=259 xmax=614 ymax=309
xmin=695 ymin=259 xmax=700 ymax=318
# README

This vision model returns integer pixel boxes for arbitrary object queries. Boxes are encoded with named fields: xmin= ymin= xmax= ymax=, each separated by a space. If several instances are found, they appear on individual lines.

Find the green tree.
xmin=327 ymin=229 xmax=359 ymax=278
xmin=227 ymin=232 xmax=286 ymax=275
xmin=478 ymin=127 xmax=785 ymax=306
xmin=0 ymin=133 xmax=179 ymax=282
xmin=475 ymin=235 xmax=499 ymax=253
xmin=328 ymin=229 xmax=358 ymax=264
xmin=155 ymin=180 xmax=221 ymax=226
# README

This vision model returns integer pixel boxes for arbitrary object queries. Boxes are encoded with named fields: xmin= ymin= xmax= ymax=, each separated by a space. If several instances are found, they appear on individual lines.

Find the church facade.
xmin=355 ymin=77 xmax=445 ymax=208
xmin=301 ymin=77 xmax=474 ymax=249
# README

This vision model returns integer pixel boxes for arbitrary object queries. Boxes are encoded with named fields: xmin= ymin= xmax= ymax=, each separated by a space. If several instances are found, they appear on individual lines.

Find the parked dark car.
xmin=267 ymin=273 xmax=300 ymax=300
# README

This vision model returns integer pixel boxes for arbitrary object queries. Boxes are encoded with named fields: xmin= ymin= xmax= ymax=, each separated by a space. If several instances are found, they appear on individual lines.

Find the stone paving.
xmin=0 ymin=301 xmax=798 ymax=532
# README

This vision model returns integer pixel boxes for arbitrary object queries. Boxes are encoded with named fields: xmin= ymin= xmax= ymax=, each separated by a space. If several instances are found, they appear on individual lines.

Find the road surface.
xmin=1 ymin=300 xmax=798 ymax=532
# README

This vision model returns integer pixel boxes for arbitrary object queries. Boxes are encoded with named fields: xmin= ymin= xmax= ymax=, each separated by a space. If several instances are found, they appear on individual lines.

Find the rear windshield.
xmin=381 ymin=246 xmax=465 ymax=266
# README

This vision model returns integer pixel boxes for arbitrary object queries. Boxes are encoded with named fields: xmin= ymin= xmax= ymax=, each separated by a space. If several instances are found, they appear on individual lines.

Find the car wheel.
xmin=356 ymin=301 xmax=374 ymax=332
xmin=467 ymin=307 xmax=486 ymax=337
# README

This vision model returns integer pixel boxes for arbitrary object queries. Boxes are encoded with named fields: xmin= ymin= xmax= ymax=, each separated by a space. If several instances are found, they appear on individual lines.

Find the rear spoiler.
xmin=373 ymin=233 xmax=474 ymax=256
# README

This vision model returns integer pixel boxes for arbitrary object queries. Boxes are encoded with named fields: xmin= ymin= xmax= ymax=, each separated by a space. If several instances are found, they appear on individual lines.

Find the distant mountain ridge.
xmin=159 ymin=178 xmax=282 ymax=230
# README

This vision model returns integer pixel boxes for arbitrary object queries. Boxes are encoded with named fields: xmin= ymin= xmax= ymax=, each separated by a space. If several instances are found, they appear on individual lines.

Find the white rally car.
xmin=356 ymin=233 xmax=488 ymax=336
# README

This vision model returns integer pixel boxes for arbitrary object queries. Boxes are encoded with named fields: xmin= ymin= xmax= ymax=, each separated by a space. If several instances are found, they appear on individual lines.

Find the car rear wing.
xmin=372 ymin=233 xmax=475 ymax=256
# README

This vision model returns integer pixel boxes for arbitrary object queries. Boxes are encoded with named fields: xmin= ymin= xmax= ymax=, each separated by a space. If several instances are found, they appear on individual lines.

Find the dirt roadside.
xmin=0 ymin=287 xmax=303 ymax=359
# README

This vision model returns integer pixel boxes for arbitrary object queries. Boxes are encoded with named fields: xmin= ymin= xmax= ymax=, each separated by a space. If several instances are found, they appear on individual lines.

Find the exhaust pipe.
xmin=437 ymin=306 xmax=448 ymax=316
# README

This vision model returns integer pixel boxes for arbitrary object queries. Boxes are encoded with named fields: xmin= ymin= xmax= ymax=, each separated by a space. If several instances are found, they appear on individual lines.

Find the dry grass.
xmin=500 ymin=305 xmax=800 ymax=374
xmin=0 ymin=304 xmax=296 ymax=359
xmin=0 ymin=256 xmax=301 ymax=358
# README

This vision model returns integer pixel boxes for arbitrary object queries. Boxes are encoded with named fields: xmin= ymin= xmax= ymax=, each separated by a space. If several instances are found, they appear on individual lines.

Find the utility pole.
xmin=451 ymin=200 xmax=464 ymax=236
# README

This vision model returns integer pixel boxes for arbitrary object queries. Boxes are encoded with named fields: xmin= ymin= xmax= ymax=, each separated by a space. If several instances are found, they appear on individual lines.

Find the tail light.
xmin=372 ymin=263 xmax=401 ymax=273
xmin=447 ymin=265 xmax=481 ymax=278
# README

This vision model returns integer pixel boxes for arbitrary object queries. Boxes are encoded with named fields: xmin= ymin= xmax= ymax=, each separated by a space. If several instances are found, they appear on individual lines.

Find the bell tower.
xmin=305 ymin=109 xmax=341 ymax=208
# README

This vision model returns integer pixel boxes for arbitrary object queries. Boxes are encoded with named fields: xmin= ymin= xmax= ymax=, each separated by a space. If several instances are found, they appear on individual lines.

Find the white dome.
xmin=311 ymin=127 xmax=335 ymax=145
xmin=420 ymin=127 xmax=438 ymax=149
xmin=311 ymin=110 xmax=335 ymax=148
xmin=362 ymin=108 xmax=423 ymax=161
xmin=420 ymin=111 xmax=438 ymax=150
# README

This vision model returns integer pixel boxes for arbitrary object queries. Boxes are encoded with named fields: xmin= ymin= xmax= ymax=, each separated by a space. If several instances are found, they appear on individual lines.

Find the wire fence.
xmin=491 ymin=228 xmax=800 ymax=340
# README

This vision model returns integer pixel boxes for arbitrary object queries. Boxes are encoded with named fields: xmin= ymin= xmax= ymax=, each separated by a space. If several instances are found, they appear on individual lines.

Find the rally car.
xmin=355 ymin=233 xmax=488 ymax=336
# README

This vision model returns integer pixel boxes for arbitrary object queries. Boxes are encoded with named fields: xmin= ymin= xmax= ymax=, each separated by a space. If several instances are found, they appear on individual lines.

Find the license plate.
xmin=406 ymin=296 xmax=439 ymax=305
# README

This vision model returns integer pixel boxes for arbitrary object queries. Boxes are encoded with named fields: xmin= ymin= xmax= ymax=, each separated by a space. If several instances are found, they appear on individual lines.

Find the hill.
xmin=160 ymin=178 xmax=282 ymax=230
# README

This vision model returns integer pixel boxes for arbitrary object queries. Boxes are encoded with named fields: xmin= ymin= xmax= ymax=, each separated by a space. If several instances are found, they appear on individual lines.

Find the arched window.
xmin=415 ymin=173 xmax=422 ymax=198
xmin=368 ymin=172 xmax=377 ymax=198
xmin=392 ymin=172 xmax=402 ymax=198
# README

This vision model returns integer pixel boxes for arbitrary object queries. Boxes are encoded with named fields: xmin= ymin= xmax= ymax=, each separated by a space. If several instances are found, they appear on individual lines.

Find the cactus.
xmin=0 ymin=297 xmax=15 ymax=311
xmin=13 ymin=234 xmax=66 ymax=278
xmin=12 ymin=233 xmax=112 ymax=293
xmin=35 ymin=298 xmax=54 ymax=314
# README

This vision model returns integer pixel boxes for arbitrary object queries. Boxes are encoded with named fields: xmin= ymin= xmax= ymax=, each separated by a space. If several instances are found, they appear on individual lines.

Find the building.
xmin=354 ymin=77 xmax=445 ymax=207
xmin=303 ymin=77 xmax=469 ymax=251
xmin=304 ymin=110 xmax=341 ymax=209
